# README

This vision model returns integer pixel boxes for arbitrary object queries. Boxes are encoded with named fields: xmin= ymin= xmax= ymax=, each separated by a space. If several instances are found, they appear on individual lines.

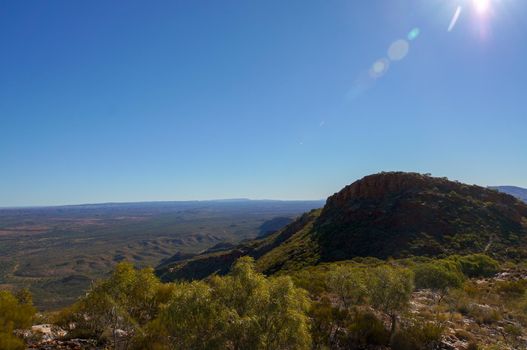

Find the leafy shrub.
xmin=135 ymin=257 xmax=312 ymax=350
xmin=0 ymin=290 xmax=36 ymax=350
xmin=56 ymin=262 xmax=173 ymax=345
xmin=453 ymin=254 xmax=499 ymax=278
xmin=413 ymin=261 xmax=464 ymax=300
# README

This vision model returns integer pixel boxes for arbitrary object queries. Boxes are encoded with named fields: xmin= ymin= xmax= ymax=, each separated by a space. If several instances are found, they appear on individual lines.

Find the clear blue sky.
xmin=1 ymin=0 xmax=526 ymax=206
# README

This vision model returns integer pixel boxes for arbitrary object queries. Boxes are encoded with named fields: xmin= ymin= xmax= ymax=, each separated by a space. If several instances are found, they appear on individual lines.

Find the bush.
xmin=56 ymin=262 xmax=173 ymax=345
xmin=453 ymin=254 xmax=499 ymax=278
xmin=136 ymin=257 xmax=312 ymax=350
xmin=413 ymin=261 xmax=464 ymax=299
xmin=346 ymin=311 xmax=389 ymax=347
xmin=0 ymin=290 xmax=36 ymax=350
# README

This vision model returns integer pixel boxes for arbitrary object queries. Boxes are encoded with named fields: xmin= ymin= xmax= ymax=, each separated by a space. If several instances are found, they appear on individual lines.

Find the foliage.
xmin=327 ymin=265 xmax=367 ymax=308
xmin=345 ymin=311 xmax=390 ymax=347
xmin=137 ymin=281 xmax=229 ymax=350
xmin=56 ymin=262 xmax=173 ymax=345
xmin=143 ymin=258 xmax=309 ymax=349
xmin=413 ymin=261 xmax=464 ymax=301
xmin=365 ymin=265 xmax=414 ymax=334
xmin=390 ymin=320 xmax=444 ymax=350
xmin=451 ymin=254 xmax=500 ymax=278
xmin=0 ymin=289 xmax=36 ymax=350
xmin=38 ymin=254 xmax=527 ymax=349
xmin=309 ymin=297 xmax=348 ymax=349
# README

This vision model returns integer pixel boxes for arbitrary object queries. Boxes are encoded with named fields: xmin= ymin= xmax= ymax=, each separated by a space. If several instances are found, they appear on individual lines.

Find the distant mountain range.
xmin=156 ymin=172 xmax=527 ymax=281
xmin=490 ymin=186 xmax=527 ymax=203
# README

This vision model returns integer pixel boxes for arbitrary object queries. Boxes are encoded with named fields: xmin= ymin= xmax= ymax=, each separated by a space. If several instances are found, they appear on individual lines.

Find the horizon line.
xmin=0 ymin=197 xmax=327 ymax=210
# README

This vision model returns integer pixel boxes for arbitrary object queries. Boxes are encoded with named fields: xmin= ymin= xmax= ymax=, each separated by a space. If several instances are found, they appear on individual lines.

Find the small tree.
xmin=365 ymin=265 xmax=414 ymax=336
xmin=327 ymin=265 xmax=367 ymax=309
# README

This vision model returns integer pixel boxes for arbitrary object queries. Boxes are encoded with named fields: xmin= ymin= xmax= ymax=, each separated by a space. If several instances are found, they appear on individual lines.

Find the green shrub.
xmin=453 ymin=254 xmax=499 ymax=278
xmin=0 ymin=290 xmax=36 ymax=350
xmin=56 ymin=262 xmax=173 ymax=344
xmin=136 ymin=257 xmax=312 ymax=350
xmin=413 ymin=261 xmax=464 ymax=300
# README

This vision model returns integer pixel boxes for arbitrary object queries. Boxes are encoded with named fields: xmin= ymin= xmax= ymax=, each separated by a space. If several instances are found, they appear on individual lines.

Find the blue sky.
xmin=1 ymin=0 xmax=526 ymax=206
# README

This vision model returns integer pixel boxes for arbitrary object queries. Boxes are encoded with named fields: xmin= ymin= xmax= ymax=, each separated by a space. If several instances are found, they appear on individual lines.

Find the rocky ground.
xmin=409 ymin=269 xmax=527 ymax=350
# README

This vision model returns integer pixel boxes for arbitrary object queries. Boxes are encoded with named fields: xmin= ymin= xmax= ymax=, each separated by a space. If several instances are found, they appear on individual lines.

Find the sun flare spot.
xmin=473 ymin=0 xmax=491 ymax=15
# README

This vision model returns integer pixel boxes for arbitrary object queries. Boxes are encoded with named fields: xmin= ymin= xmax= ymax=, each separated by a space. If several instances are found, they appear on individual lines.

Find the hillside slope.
xmin=491 ymin=185 xmax=527 ymax=203
xmin=156 ymin=172 xmax=527 ymax=281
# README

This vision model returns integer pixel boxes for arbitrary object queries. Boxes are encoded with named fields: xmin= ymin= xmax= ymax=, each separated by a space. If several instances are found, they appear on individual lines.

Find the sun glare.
xmin=473 ymin=0 xmax=491 ymax=14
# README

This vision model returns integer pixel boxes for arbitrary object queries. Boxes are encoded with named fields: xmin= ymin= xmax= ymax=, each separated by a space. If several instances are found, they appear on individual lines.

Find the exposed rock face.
xmin=323 ymin=172 xmax=524 ymax=213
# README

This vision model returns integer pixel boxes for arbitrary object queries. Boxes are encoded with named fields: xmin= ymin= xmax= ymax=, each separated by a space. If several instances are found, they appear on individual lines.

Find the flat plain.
xmin=0 ymin=199 xmax=323 ymax=309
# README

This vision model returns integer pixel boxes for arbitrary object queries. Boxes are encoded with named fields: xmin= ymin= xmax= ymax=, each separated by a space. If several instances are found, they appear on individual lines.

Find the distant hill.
xmin=156 ymin=172 xmax=527 ymax=281
xmin=490 ymin=186 xmax=527 ymax=203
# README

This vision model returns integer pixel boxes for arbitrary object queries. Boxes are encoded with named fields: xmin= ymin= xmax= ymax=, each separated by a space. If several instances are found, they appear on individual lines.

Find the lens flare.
xmin=448 ymin=6 xmax=463 ymax=32
xmin=388 ymin=40 xmax=409 ymax=61
xmin=369 ymin=58 xmax=390 ymax=78
xmin=407 ymin=28 xmax=420 ymax=41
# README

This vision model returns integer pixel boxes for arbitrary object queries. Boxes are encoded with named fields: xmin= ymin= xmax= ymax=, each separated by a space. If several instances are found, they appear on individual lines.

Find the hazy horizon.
xmin=2 ymin=0 xmax=526 ymax=206
xmin=0 ymin=173 xmax=523 ymax=208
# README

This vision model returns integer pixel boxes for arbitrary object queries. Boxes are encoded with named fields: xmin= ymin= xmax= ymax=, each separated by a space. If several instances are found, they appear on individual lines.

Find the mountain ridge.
xmin=156 ymin=172 xmax=527 ymax=281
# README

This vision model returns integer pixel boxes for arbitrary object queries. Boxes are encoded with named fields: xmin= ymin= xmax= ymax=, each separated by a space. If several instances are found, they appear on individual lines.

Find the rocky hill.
xmin=156 ymin=172 xmax=527 ymax=281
